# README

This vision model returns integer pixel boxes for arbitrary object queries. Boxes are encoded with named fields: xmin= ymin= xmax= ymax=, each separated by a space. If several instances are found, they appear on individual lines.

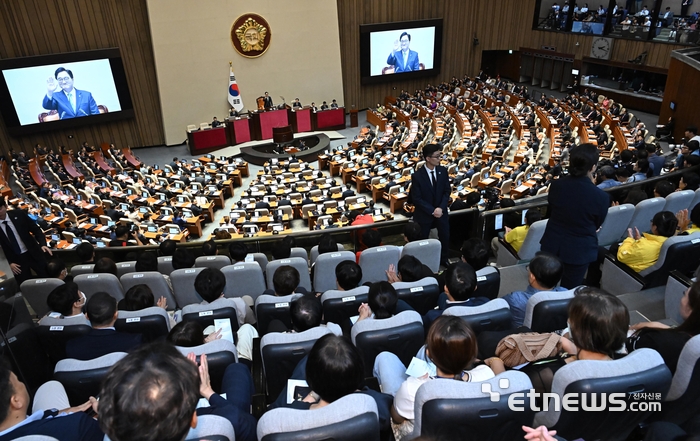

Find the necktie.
xmin=2 ymin=221 xmax=21 ymax=255
xmin=68 ymin=93 xmax=75 ymax=113
xmin=430 ymin=170 xmax=436 ymax=187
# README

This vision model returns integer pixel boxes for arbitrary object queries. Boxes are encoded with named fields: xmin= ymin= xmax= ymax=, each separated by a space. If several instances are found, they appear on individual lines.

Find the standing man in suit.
xmin=0 ymin=199 xmax=52 ymax=284
xmin=263 ymin=92 xmax=273 ymax=110
xmin=386 ymin=32 xmax=420 ymax=73
xmin=42 ymin=67 xmax=99 ymax=119
xmin=409 ymin=144 xmax=451 ymax=265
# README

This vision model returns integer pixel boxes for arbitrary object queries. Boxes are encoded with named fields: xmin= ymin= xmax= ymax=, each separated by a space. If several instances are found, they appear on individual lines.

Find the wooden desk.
xmin=122 ymin=147 xmax=141 ymax=168
xmin=187 ymin=127 xmax=228 ymax=154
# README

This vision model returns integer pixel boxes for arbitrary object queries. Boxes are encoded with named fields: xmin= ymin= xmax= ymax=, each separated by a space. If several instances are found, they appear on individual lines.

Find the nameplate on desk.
xmin=342 ymin=296 xmax=356 ymax=302
xmin=126 ymin=317 xmax=141 ymax=323
xmin=87 ymin=275 xmax=98 ymax=279
xmin=477 ymin=276 xmax=487 ymax=282
xmin=185 ymin=269 xmax=197 ymax=274
xmin=199 ymin=311 xmax=213 ymax=317
xmin=233 ymin=266 xmax=244 ymax=270
xmin=376 ymin=247 xmax=387 ymax=252
xmin=49 ymin=326 xmax=64 ymax=331
xmin=280 ymin=259 xmax=291 ymax=264
xmin=410 ymin=287 xmax=424 ymax=293
xmin=331 ymin=253 xmax=341 ymax=258
xmin=133 ymin=274 xmax=144 ymax=278
xmin=419 ymin=241 xmax=429 ymax=246
xmin=35 ymin=279 xmax=47 ymax=284
xmin=275 ymin=302 xmax=290 ymax=308
xmin=206 ymin=256 xmax=216 ymax=260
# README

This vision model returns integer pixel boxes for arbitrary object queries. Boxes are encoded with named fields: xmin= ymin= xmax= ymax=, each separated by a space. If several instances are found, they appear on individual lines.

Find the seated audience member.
xmin=335 ymin=260 xmax=363 ymax=291
xmin=679 ymin=171 xmax=700 ymax=191
xmin=109 ymin=225 xmax=143 ymax=247
xmin=65 ymin=292 xmax=143 ymax=360
xmin=500 ymin=209 xmax=542 ymax=255
xmin=167 ymin=320 xmax=222 ymax=346
xmin=596 ymin=165 xmax=622 ymax=189
xmin=75 ymin=242 xmax=95 ymax=263
xmin=267 ymin=295 xmax=324 ymax=334
xmin=617 ymin=211 xmax=678 ymax=272
xmin=309 ymin=234 xmax=339 ymax=289
xmin=402 ymin=222 xmax=423 ymax=244
xmin=373 ymin=315 xmax=495 ymax=440
xmin=263 ymin=265 xmax=308 ymax=296
xmin=118 ymin=283 xmax=167 ymax=311
xmin=271 ymin=239 xmax=292 ymax=261
xmin=171 ymin=248 xmax=196 ymax=270
xmin=502 ymin=253 xmax=565 ymax=328
xmin=627 ymin=158 xmax=651 ymax=183
xmin=386 ymin=255 xmax=435 ymax=284
xmin=93 ymin=257 xmax=118 ymax=276
xmin=316 ymin=233 xmax=338 ymax=256
xmin=623 ymin=189 xmax=648 ymax=205
xmin=201 ymin=240 xmax=218 ymax=256
xmin=461 ymin=238 xmax=490 ymax=271
xmin=159 ymin=239 xmax=177 ymax=256
xmin=677 ymin=205 xmax=700 ymax=235
xmin=46 ymin=259 xmax=70 ymax=281
xmin=357 ymin=282 xmax=413 ymax=322
xmin=188 ymin=267 xmax=258 ymax=362
xmin=356 ymin=228 xmax=382 ymax=262
xmin=356 ymin=281 xmax=402 ymax=324
xmin=628 ymin=280 xmax=700 ymax=374
xmin=493 ymin=288 xmax=629 ymax=396
xmin=135 ymin=250 xmax=173 ymax=290
xmin=44 ymin=281 xmax=86 ymax=320
xmin=422 ymin=262 xmax=490 ymax=331
xmin=191 ymin=267 xmax=255 ymax=326
xmin=0 ymin=359 xmax=101 ymax=440
xmin=214 ymin=229 xmax=232 ymax=240
xmin=99 ymin=342 xmax=257 ymax=441
xmin=653 ymin=180 xmax=676 ymax=198
xmin=269 ymin=334 xmax=393 ymax=434
xmin=228 ymin=242 xmax=248 ymax=263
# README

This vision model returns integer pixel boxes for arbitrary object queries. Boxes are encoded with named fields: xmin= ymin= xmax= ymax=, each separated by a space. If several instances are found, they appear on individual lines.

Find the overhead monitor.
xmin=360 ymin=19 xmax=443 ymax=85
xmin=0 ymin=48 xmax=134 ymax=136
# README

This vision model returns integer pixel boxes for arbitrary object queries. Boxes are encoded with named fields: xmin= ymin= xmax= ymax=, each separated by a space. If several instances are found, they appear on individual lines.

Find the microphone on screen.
xmin=60 ymin=112 xmax=66 ymax=119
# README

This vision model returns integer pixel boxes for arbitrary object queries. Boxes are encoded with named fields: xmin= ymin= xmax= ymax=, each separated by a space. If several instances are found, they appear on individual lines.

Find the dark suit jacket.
xmin=65 ymin=328 xmax=142 ymax=361
xmin=540 ymin=175 xmax=609 ymax=265
xmin=386 ymin=49 xmax=420 ymax=72
xmin=409 ymin=165 xmax=450 ymax=226
xmin=0 ymin=210 xmax=48 ymax=264
xmin=42 ymin=88 xmax=99 ymax=118
xmin=263 ymin=96 xmax=273 ymax=109
xmin=0 ymin=411 xmax=103 ymax=441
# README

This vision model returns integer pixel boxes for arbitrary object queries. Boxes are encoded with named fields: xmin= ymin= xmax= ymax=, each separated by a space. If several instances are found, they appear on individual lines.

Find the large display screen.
xmin=360 ymin=19 xmax=443 ymax=85
xmin=0 ymin=48 xmax=134 ymax=136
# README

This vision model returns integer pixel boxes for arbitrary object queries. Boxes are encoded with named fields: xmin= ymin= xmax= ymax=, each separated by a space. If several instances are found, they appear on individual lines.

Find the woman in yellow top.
xmin=676 ymin=205 xmax=700 ymax=235
xmin=505 ymin=209 xmax=542 ymax=253
xmin=617 ymin=211 xmax=678 ymax=272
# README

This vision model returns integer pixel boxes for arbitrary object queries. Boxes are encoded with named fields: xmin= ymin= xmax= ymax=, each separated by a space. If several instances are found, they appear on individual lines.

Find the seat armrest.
xmin=600 ymin=253 xmax=647 ymax=294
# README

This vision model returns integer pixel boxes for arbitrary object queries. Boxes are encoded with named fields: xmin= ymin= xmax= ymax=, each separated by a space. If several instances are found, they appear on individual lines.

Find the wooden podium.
xmin=272 ymin=125 xmax=294 ymax=143
xmin=350 ymin=109 xmax=359 ymax=128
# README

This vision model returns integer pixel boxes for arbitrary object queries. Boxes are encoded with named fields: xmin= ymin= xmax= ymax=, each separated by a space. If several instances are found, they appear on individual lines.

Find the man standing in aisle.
xmin=408 ymin=144 xmax=451 ymax=265
xmin=0 ymin=199 xmax=52 ymax=284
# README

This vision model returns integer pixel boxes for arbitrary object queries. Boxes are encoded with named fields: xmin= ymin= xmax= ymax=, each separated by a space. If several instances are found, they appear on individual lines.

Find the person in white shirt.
xmin=373 ymin=315 xmax=495 ymax=440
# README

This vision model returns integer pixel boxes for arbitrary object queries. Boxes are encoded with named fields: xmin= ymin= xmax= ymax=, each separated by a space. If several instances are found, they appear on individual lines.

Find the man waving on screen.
xmin=386 ymin=32 xmax=420 ymax=72
xmin=42 ymin=67 xmax=99 ymax=119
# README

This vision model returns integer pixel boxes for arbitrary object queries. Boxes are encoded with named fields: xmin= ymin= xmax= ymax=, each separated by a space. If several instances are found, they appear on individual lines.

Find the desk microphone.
xmin=60 ymin=111 xmax=66 ymax=119
xmin=80 ymin=109 xmax=88 ymax=116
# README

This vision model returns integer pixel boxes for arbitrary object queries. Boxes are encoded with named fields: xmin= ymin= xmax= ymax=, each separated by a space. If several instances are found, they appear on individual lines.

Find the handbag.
xmin=495 ymin=332 xmax=561 ymax=367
